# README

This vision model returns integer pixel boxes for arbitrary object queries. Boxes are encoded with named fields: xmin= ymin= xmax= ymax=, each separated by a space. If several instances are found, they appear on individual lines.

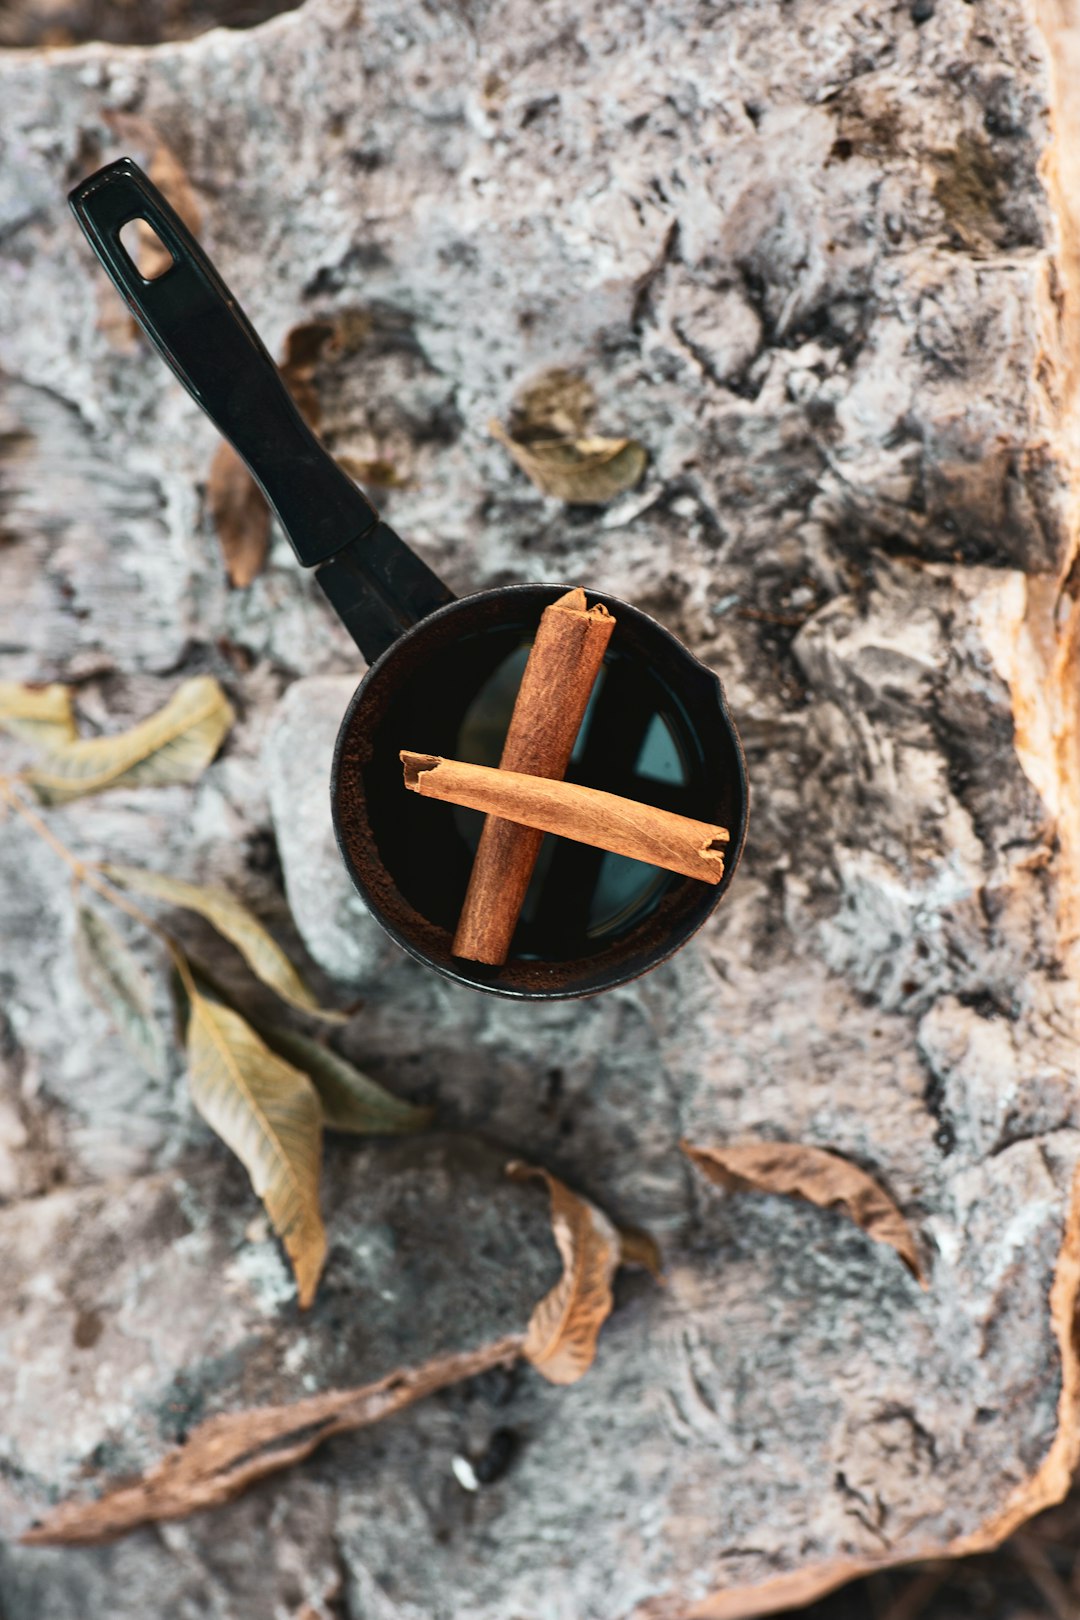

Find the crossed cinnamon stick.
xmin=402 ymin=754 xmax=729 ymax=882
xmin=399 ymin=588 xmax=729 ymax=965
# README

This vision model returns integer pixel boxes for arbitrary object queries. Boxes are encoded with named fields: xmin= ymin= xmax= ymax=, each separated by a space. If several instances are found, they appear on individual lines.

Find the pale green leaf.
xmin=260 ymin=1025 xmax=434 ymax=1135
xmin=490 ymin=418 xmax=647 ymax=505
xmin=104 ymin=865 xmax=342 ymax=1022
xmin=25 ymin=676 xmax=234 ymax=806
xmin=187 ymin=992 xmax=326 ymax=1307
xmin=74 ymin=904 xmax=168 ymax=1081
xmin=0 ymin=682 xmax=77 ymax=751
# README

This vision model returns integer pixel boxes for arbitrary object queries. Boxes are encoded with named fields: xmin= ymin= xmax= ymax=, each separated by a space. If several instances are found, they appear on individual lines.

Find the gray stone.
xmin=263 ymin=676 xmax=390 ymax=983
xmin=0 ymin=1134 xmax=557 ymax=1534
xmin=1 ymin=0 xmax=1080 ymax=1615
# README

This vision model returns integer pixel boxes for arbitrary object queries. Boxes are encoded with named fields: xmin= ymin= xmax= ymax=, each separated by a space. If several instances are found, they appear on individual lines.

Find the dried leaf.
xmin=104 ymin=865 xmax=343 ymax=1023
xmin=507 ymin=1161 xmax=621 ymax=1385
xmin=24 ymin=676 xmax=233 ymax=806
xmin=326 ymin=308 xmax=374 ymax=354
xmin=187 ymin=992 xmax=326 ymax=1307
xmin=205 ymin=321 xmax=336 ymax=587
xmin=74 ymin=904 xmax=168 ymax=1081
xmin=96 ymin=273 xmax=139 ymax=352
xmin=279 ymin=320 xmax=337 ymax=430
xmin=618 ymin=1226 xmax=665 ymax=1282
xmin=490 ymin=417 xmax=647 ymax=505
xmin=336 ymin=455 xmax=407 ymax=488
xmin=259 ymin=1025 xmax=434 ymax=1135
xmin=207 ymin=442 xmax=270 ymax=588
xmin=21 ymin=1336 xmax=522 ymax=1545
xmin=0 ymin=681 xmax=77 ymax=751
xmin=100 ymin=118 xmax=200 ymax=302
xmin=143 ymin=140 xmax=201 ymax=280
xmin=682 ymin=1139 xmax=925 ymax=1284
xmin=509 ymin=368 xmax=595 ymax=440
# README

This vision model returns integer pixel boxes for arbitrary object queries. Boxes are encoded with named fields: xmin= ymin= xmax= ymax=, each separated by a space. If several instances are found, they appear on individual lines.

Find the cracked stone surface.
xmin=2 ymin=0 xmax=1080 ymax=1616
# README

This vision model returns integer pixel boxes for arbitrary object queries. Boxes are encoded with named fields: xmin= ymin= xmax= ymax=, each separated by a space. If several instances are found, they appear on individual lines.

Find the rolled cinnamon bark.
xmin=401 ymin=752 xmax=729 ymax=884
xmin=451 ymin=588 xmax=615 ymax=964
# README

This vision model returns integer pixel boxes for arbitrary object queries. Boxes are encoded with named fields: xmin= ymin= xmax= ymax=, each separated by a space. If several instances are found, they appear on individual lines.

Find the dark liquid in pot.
xmin=363 ymin=622 xmax=715 ymax=963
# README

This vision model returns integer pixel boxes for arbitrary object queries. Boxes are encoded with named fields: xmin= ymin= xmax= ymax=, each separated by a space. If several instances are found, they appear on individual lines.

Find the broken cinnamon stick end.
xmin=401 ymin=750 xmax=440 ymax=791
xmin=697 ymin=838 xmax=727 ymax=879
xmin=547 ymin=588 xmax=613 ymax=624
xmin=551 ymin=587 xmax=588 ymax=613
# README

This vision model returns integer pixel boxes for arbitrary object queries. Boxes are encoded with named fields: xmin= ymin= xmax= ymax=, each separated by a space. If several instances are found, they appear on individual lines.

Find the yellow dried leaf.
xmin=489 ymin=417 xmax=647 ymax=505
xmin=510 ymin=368 xmax=595 ymax=439
xmin=187 ymin=993 xmax=326 ymax=1308
xmin=104 ymin=865 xmax=343 ymax=1023
xmin=507 ymin=1161 xmax=621 ymax=1385
xmin=259 ymin=1025 xmax=434 ymax=1135
xmin=0 ymin=681 xmax=77 ymax=751
xmin=24 ymin=676 xmax=233 ymax=805
xmin=207 ymin=441 xmax=270 ymax=588
xmin=682 ymin=1139 xmax=925 ymax=1285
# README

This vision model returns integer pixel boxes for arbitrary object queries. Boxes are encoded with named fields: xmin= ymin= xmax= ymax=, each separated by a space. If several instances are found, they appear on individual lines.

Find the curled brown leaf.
xmin=102 ymin=117 xmax=201 ymax=285
xmin=279 ymin=320 xmax=337 ymax=430
xmin=143 ymin=141 xmax=201 ymax=279
xmin=21 ymin=1337 xmax=523 ymax=1545
xmin=490 ymin=367 xmax=647 ymax=505
xmin=490 ymin=419 xmax=647 ymax=506
xmin=205 ymin=319 xmax=338 ymax=587
xmin=508 ymin=1161 xmax=623 ymax=1385
xmin=682 ymin=1139 xmax=925 ymax=1285
xmin=618 ymin=1226 xmax=665 ymax=1282
xmin=509 ymin=368 xmax=595 ymax=439
xmin=336 ymin=455 xmax=407 ymax=488
xmin=207 ymin=442 xmax=271 ymax=588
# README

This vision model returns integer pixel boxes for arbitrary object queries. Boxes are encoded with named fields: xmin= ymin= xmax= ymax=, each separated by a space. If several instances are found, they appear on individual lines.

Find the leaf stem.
xmin=0 ymin=775 xmax=91 ymax=879
xmin=0 ymin=776 xmax=195 ymax=993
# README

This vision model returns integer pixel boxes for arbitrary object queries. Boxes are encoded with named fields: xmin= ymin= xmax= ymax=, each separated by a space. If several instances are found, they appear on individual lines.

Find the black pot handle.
xmin=68 ymin=157 xmax=453 ymax=661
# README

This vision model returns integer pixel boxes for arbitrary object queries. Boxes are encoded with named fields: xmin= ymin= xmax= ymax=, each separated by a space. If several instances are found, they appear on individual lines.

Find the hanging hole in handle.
xmin=118 ymin=218 xmax=175 ymax=281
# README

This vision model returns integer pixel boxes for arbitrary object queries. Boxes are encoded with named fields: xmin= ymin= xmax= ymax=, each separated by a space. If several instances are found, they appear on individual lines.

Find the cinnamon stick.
xmin=451 ymin=588 xmax=615 ymax=964
xmin=401 ymin=753 xmax=729 ymax=884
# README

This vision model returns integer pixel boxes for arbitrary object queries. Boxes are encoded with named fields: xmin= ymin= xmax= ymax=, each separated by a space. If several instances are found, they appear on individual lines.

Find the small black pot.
xmin=70 ymin=157 xmax=748 ymax=999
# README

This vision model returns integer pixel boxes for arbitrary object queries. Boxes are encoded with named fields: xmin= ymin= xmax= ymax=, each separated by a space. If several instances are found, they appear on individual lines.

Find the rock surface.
xmin=263 ymin=676 xmax=389 ymax=984
xmin=2 ymin=1 xmax=1080 ymax=1617
xmin=0 ymin=1134 xmax=557 ymax=1529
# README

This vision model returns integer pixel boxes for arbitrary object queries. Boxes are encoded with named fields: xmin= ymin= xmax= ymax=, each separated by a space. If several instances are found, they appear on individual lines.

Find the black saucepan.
xmin=69 ymin=157 xmax=748 ymax=999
